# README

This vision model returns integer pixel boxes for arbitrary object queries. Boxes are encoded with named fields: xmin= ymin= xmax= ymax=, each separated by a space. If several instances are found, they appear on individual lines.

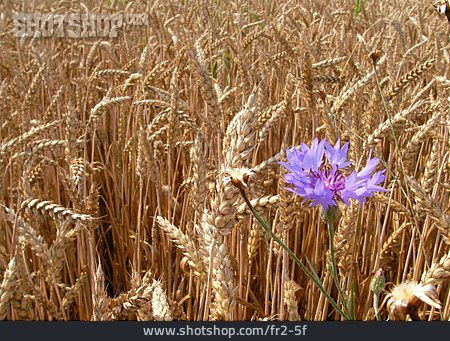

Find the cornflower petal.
xmin=366 ymin=171 xmax=388 ymax=192
xmin=304 ymin=179 xmax=336 ymax=211
xmin=325 ymin=139 xmax=352 ymax=169
xmin=357 ymin=150 xmax=380 ymax=179
xmin=301 ymin=138 xmax=325 ymax=171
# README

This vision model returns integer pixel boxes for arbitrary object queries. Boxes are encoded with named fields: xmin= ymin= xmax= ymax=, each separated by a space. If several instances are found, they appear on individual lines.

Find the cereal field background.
xmin=0 ymin=0 xmax=448 ymax=321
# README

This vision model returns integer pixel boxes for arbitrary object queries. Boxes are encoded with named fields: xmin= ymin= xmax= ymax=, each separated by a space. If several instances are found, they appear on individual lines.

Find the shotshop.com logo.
xmin=13 ymin=13 xmax=148 ymax=38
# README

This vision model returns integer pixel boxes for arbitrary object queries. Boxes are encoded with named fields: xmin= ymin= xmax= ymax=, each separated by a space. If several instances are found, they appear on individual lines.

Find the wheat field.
xmin=0 ymin=0 xmax=448 ymax=321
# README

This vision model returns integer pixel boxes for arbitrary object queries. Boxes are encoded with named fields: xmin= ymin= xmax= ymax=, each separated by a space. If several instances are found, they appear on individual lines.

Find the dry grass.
xmin=0 ymin=0 xmax=448 ymax=321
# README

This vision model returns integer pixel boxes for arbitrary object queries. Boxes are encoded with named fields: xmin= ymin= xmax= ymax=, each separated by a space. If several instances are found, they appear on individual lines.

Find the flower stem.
xmin=373 ymin=292 xmax=381 ymax=321
xmin=238 ymin=188 xmax=351 ymax=320
xmin=326 ymin=221 xmax=352 ymax=319
xmin=370 ymin=268 xmax=385 ymax=321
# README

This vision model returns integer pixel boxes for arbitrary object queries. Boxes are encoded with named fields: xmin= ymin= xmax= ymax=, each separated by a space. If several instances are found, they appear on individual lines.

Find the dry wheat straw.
xmin=156 ymin=216 xmax=205 ymax=280
xmin=236 ymin=195 xmax=279 ymax=219
xmin=331 ymin=56 xmax=386 ymax=115
xmin=407 ymin=176 xmax=449 ymax=243
xmin=404 ymin=110 xmax=441 ymax=173
xmin=22 ymin=198 xmax=93 ymax=224
xmin=421 ymin=252 xmax=450 ymax=286
xmin=0 ymin=256 xmax=17 ymax=320
xmin=151 ymin=280 xmax=172 ymax=321
xmin=0 ymin=120 xmax=62 ymax=156
xmin=388 ymin=59 xmax=436 ymax=100
xmin=2 ymin=206 xmax=50 ymax=263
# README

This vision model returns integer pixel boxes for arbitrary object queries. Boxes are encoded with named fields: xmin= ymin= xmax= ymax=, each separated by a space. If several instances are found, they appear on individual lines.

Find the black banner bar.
xmin=0 ymin=322 xmax=448 ymax=341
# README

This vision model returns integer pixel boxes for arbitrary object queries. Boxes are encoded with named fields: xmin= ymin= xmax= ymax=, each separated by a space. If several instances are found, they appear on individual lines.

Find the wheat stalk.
xmin=0 ymin=256 xmax=17 ymax=320
xmin=421 ymin=252 xmax=450 ymax=286
xmin=156 ymin=216 xmax=206 ymax=280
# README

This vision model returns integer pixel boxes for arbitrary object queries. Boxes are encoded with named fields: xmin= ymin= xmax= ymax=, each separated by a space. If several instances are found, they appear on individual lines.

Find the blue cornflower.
xmin=280 ymin=138 xmax=387 ymax=213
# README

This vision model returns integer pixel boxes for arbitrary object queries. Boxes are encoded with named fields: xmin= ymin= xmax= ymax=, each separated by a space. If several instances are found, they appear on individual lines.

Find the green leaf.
xmin=354 ymin=0 xmax=367 ymax=17
xmin=243 ymin=8 xmax=261 ymax=21
xmin=224 ymin=51 xmax=232 ymax=71
xmin=348 ymin=281 xmax=356 ymax=320
xmin=223 ymin=51 xmax=233 ymax=87
xmin=212 ymin=61 xmax=218 ymax=79
xmin=354 ymin=0 xmax=361 ymax=16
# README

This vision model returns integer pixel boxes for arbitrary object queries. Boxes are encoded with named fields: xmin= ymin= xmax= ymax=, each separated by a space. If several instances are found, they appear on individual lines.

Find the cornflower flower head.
xmin=279 ymin=138 xmax=387 ymax=214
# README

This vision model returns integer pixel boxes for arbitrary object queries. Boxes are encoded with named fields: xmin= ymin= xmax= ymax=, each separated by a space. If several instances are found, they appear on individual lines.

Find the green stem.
xmin=326 ymin=222 xmax=352 ymax=319
xmin=373 ymin=293 xmax=380 ymax=321
xmin=241 ymin=189 xmax=351 ymax=320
